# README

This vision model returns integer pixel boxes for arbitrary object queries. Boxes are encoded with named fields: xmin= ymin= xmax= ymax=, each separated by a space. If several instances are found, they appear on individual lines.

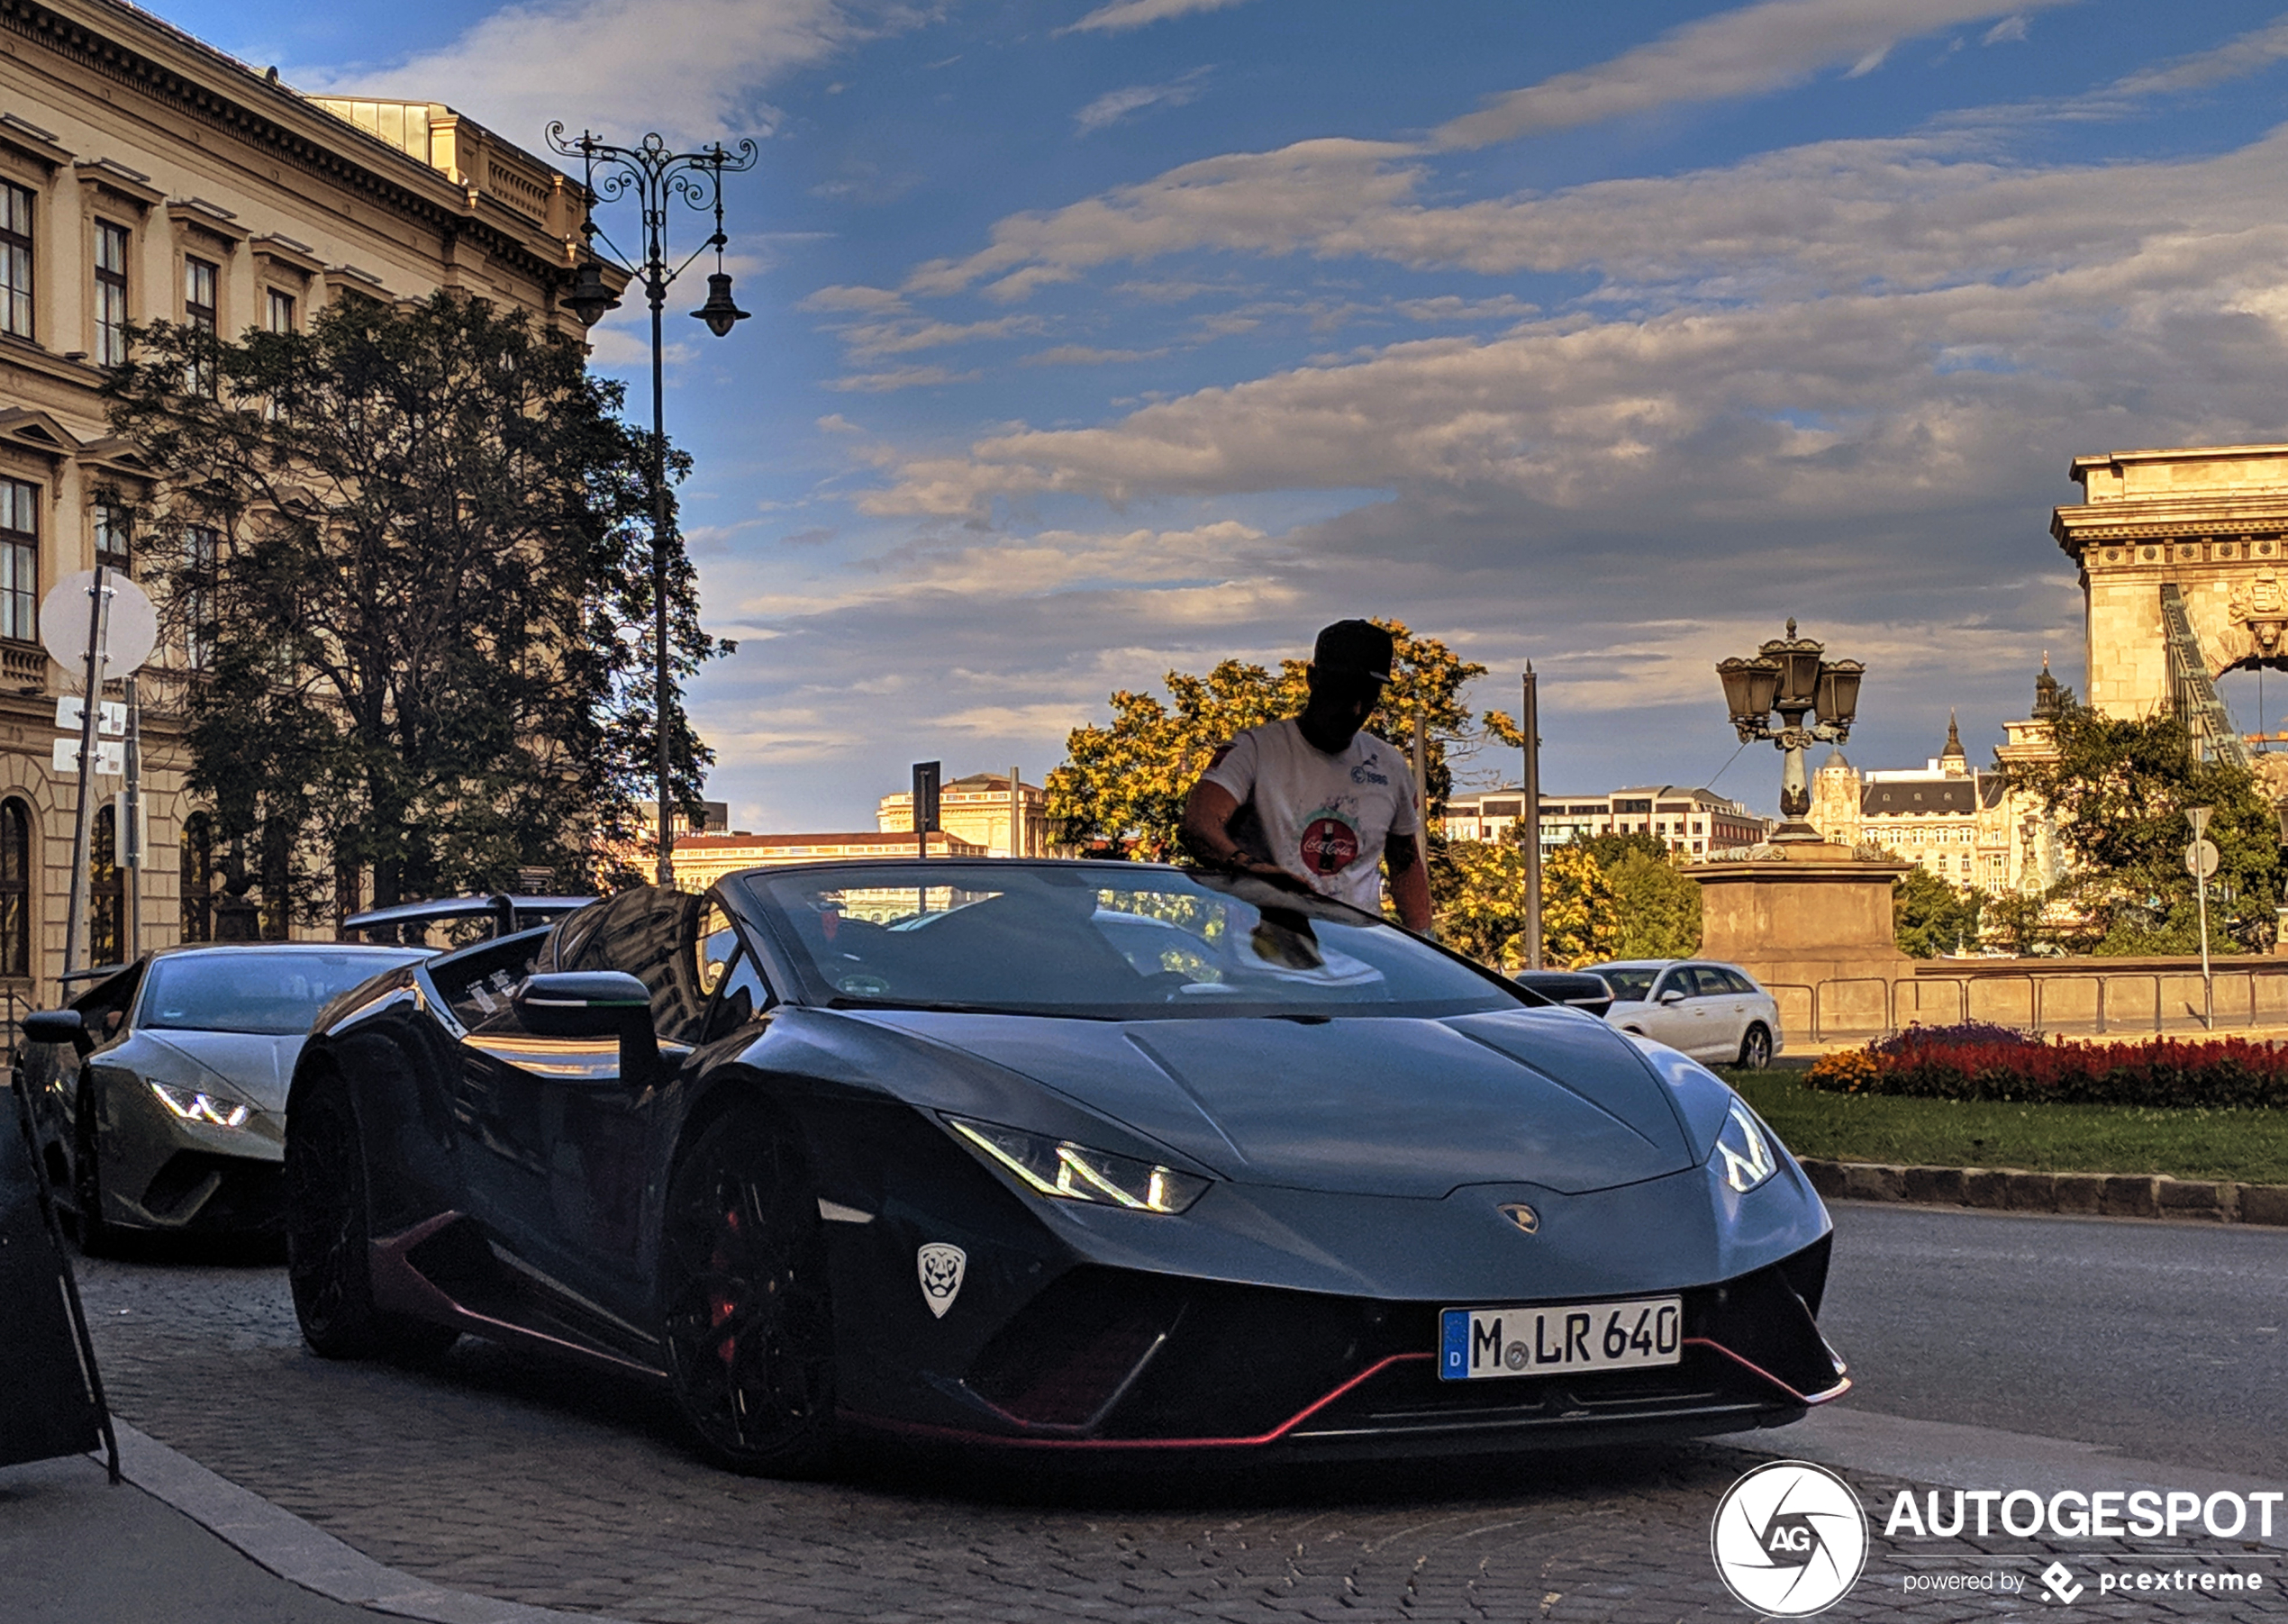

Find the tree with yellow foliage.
xmin=1433 ymin=832 xmax=1619 ymax=970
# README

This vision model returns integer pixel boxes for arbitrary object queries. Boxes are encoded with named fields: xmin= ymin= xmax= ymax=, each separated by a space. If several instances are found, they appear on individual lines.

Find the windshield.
xmin=139 ymin=950 xmax=428 ymax=1036
xmin=738 ymin=864 xmax=1526 ymax=1021
xmin=1593 ymin=966 xmax=1657 ymax=1003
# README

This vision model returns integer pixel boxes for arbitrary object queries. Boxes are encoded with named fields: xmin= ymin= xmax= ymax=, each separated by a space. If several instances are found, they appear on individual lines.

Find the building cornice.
xmin=0 ymin=0 xmax=582 ymax=292
xmin=2051 ymin=495 xmax=2288 ymax=558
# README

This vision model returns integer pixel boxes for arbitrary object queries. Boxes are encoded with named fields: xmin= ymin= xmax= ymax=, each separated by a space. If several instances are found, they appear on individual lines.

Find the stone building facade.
xmin=1441 ymin=785 xmax=1766 ymax=859
xmin=876 ymin=770 xmax=1052 ymax=858
xmin=1808 ymin=665 xmax=2065 ymax=894
xmin=667 ymin=830 xmax=989 ymax=894
xmin=0 ymin=0 xmax=603 ymax=1008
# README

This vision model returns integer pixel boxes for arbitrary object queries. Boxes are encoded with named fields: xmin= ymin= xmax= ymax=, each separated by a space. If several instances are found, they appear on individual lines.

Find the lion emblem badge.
xmin=916 ymin=1243 xmax=967 ymax=1319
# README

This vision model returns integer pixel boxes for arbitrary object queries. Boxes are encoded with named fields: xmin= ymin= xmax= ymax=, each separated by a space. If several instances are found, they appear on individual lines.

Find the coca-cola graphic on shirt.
xmin=1298 ymin=808 xmax=1362 ymax=876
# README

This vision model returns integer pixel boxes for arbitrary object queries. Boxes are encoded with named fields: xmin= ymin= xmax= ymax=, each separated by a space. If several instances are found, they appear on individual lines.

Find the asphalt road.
xmin=1820 ymin=1202 xmax=2288 ymax=1479
xmin=15 ymin=1201 xmax=2284 ymax=1623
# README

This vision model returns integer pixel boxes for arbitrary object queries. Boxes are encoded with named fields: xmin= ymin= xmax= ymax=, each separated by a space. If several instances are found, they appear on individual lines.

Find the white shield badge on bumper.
xmin=916 ymin=1243 xmax=967 ymax=1318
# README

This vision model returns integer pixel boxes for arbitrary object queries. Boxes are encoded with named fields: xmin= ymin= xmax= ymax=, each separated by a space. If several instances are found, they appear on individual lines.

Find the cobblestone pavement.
xmin=70 ymin=1248 xmax=2285 ymax=1624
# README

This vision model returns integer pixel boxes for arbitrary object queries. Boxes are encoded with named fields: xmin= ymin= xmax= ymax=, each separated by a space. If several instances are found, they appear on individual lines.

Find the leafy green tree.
xmin=1603 ymin=847 xmax=1704 ymax=959
xmin=1981 ymin=887 xmax=2054 ymax=957
xmin=1893 ymin=867 xmax=1984 ymax=957
xmin=2003 ymin=696 xmax=2283 ymax=955
xmin=1562 ymin=832 xmax=1702 ymax=958
xmin=1049 ymin=620 xmax=1514 ymax=859
xmin=104 ymin=293 xmax=723 ymax=925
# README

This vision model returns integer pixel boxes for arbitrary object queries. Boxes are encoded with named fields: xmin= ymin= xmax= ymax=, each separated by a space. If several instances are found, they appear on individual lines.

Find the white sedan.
xmin=1585 ymin=958 xmax=1784 ymax=1069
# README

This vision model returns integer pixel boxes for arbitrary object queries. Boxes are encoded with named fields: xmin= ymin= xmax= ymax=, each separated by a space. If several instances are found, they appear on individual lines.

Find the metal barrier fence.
xmin=1758 ymin=958 xmax=2288 ymax=1045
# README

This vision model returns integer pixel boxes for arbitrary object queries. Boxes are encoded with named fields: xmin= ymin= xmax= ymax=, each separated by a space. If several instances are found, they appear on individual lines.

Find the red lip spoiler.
xmin=1684 ymin=1336 xmax=1853 ymax=1407
xmin=858 ymin=1333 xmax=1845 ymax=1452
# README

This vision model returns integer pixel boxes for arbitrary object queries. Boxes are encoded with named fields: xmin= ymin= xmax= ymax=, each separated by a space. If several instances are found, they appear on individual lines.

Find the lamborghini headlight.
xmin=948 ymin=1117 xmax=1210 ymax=1214
xmin=1712 ymin=1101 xmax=1777 ymax=1193
xmin=148 ymin=1081 xmax=253 ymax=1130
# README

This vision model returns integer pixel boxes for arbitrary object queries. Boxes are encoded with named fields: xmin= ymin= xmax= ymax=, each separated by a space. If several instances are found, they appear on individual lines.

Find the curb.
xmin=104 ymin=1419 xmax=632 ymax=1624
xmin=1798 ymin=1158 xmax=2288 ymax=1224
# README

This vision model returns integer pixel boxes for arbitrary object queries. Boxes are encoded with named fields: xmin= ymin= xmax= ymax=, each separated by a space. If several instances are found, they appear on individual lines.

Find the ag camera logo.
xmin=1711 ymin=1460 xmax=1870 ymax=1616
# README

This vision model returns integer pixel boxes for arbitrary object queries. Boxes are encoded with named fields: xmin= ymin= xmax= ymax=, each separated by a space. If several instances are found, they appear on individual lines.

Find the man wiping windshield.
xmin=1180 ymin=620 xmax=1432 ymax=932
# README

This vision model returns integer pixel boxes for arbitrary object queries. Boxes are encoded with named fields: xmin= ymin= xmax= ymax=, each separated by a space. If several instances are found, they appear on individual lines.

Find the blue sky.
xmin=150 ymin=0 xmax=2288 ymax=826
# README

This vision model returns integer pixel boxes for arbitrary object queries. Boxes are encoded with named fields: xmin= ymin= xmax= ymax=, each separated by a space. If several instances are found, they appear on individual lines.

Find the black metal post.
xmin=1522 ymin=667 xmax=1542 ymax=971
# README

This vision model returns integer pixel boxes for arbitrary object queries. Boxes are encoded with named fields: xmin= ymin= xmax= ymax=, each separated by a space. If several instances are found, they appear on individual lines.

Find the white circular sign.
xmin=39 ymin=569 xmax=159 ymax=684
xmin=2185 ymin=839 xmax=2220 ymax=881
xmin=1710 ymin=1459 xmax=1869 ymax=1616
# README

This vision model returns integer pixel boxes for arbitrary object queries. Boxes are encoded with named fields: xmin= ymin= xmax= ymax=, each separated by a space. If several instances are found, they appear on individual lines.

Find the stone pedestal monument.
xmin=1693 ymin=845 xmax=1909 ymax=1034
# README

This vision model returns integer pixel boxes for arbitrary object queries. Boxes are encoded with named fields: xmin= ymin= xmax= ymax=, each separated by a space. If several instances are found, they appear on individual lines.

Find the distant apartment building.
xmin=668 ymin=830 xmax=986 ymax=894
xmin=876 ymin=769 xmax=1050 ymax=857
xmin=1442 ymin=785 xmax=1768 ymax=859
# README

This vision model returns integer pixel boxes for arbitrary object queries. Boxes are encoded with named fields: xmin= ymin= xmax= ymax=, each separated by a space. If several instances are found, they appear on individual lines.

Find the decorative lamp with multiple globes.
xmin=1717 ymin=619 xmax=1865 ymax=842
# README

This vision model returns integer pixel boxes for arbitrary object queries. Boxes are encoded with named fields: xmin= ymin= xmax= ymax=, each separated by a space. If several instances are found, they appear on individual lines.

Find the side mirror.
xmin=512 ymin=971 xmax=660 ymax=1088
xmin=1657 ymin=988 xmax=1687 ymax=1005
xmin=23 ymin=1009 xmax=92 ymax=1055
xmin=513 ymin=972 xmax=651 ymax=1038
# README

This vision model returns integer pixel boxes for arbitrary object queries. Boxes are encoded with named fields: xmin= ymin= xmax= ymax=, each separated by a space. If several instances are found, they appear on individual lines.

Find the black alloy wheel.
xmin=285 ymin=1073 xmax=458 ymax=1364
xmin=72 ymin=1083 xmax=118 ymax=1258
xmin=1738 ymin=1024 xmax=1774 ymax=1070
xmin=659 ymin=1107 xmax=836 ymax=1475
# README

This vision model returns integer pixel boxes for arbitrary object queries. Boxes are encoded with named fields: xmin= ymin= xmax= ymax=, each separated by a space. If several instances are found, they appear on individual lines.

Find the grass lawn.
xmin=1719 ymin=1068 xmax=2288 ymax=1184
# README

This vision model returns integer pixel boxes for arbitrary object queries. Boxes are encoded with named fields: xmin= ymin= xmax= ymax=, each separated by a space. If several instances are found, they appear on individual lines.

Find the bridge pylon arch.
xmin=2051 ymin=443 xmax=2288 ymax=768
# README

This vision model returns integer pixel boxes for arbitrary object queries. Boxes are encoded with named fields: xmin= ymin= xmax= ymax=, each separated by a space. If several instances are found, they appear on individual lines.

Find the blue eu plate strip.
xmin=1439 ymin=1308 xmax=1468 ymax=1380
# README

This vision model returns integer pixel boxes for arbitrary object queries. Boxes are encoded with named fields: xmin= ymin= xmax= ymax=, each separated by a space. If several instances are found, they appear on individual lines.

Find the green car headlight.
xmin=948 ymin=1117 xmax=1209 ymax=1214
xmin=1713 ymin=1101 xmax=1778 ymax=1193
xmin=149 ymin=1081 xmax=253 ymax=1130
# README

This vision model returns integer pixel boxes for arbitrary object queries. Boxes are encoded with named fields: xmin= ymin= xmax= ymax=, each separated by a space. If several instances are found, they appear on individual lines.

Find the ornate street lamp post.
xmin=1717 ymin=619 xmax=1864 ymax=842
xmin=548 ymin=123 xmax=758 ymax=885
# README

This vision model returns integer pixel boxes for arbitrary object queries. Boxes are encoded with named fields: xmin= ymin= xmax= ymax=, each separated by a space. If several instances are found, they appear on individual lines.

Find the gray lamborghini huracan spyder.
xmin=283 ymin=859 xmax=1847 ymax=1475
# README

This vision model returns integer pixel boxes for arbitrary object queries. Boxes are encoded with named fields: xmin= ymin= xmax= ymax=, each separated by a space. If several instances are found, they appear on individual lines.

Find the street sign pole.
xmin=62 ymin=567 xmax=112 ymax=977
xmin=2188 ymin=806 xmax=2214 ymax=1028
xmin=123 ymin=674 xmax=141 ymax=963
xmin=1522 ymin=666 xmax=1542 ymax=972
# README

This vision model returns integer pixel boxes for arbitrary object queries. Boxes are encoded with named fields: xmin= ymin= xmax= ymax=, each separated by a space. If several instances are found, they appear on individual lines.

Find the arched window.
xmin=181 ymin=811 xmax=213 ymax=943
xmin=91 ymin=804 xmax=123 ymax=966
xmin=0 ymin=797 xmax=30 ymax=978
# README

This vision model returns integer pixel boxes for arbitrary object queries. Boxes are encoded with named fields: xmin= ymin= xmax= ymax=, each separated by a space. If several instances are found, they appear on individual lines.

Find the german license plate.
xmin=1439 ymin=1296 xmax=1683 ymax=1380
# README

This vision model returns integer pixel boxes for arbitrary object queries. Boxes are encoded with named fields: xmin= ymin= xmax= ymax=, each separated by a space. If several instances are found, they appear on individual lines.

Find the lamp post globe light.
xmin=1717 ymin=619 xmax=1865 ymax=843
xmin=547 ymin=123 xmax=758 ymax=885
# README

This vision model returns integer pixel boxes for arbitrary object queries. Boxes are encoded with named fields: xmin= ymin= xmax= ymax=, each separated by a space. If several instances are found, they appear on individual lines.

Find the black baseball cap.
xmin=1312 ymin=619 xmax=1394 ymax=684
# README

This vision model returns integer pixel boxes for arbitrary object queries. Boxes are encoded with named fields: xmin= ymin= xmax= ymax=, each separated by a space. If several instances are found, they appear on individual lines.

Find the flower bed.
xmin=1804 ymin=1021 xmax=2288 ymax=1108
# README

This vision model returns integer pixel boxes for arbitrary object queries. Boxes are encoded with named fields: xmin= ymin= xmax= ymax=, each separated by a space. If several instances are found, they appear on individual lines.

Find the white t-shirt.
xmin=1199 ymin=719 xmax=1421 ymax=913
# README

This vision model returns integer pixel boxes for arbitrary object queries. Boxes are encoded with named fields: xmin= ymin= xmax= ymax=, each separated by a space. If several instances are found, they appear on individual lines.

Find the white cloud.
xmin=800 ymin=284 xmax=910 ymax=313
xmin=1075 ymin=68 xmax=1212 ymax=134
xmin=1021 ymin=343 xmax=1169 ymax=365
xmin=583 ymin=322 xmax=695 ymax=370
xmin=858 ymin=123 xmax=2288 ymax=522
xmin=835 ymin=313 xmax=1044 ymax=359
xmin=296 ymin=0 xmax=916 ymax=148
xmin=2113 ymin=14 xmax=2288 ymax=95
xmin=1981 ymin=14 xmax=2029 ymax=44
xmin=902 ymin=139 xmax=1421 ymax=299
xmin=1430 ymin=0 xmax=2077 ymax=150
xmin=828 ymin=364 xmax=977 ymax=391
xmin=1058 ymin=0 xmax=1252 ymax=37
